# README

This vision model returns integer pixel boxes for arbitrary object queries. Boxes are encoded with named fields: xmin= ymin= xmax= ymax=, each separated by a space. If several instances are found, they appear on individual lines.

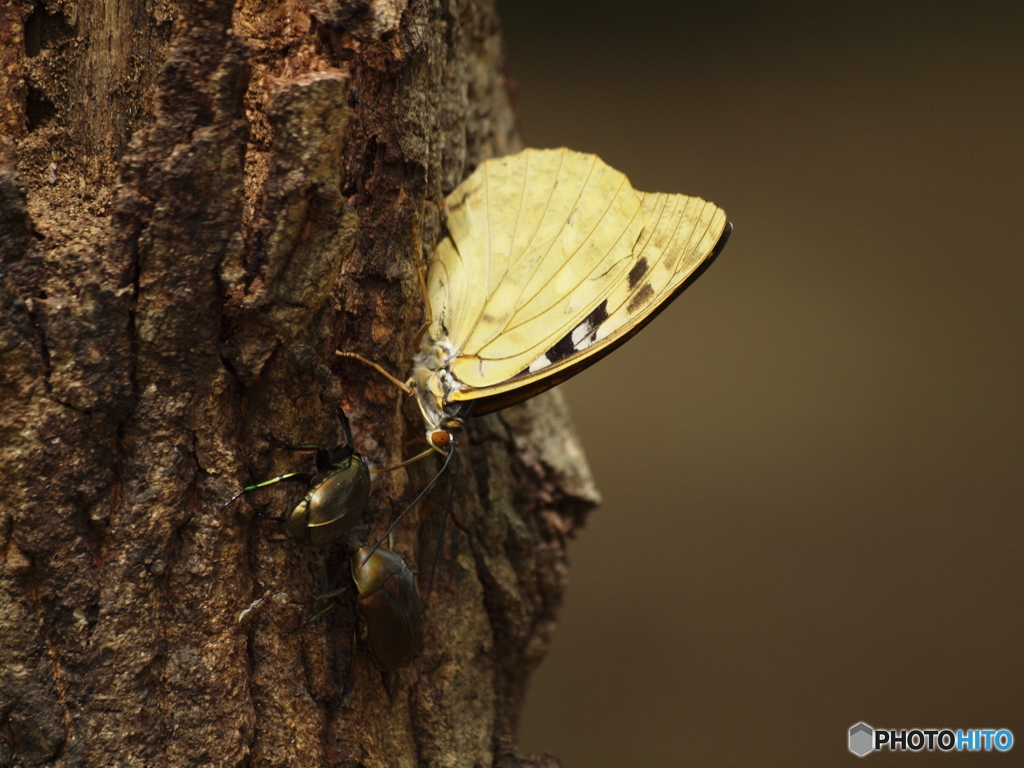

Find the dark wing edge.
xmin=467 ymin=220 xmax=733 ymax=417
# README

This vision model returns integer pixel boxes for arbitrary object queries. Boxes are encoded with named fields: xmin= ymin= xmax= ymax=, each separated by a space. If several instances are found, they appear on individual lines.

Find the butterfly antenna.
xmin=424 ymin=444 xmax=459 ymax=599
xmin=365 ymin=448 xmax=455 ymax=560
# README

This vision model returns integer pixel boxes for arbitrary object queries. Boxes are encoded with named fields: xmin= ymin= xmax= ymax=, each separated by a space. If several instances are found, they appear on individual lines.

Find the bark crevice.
xmin=0 ymin=0 xmax=599 ymax=766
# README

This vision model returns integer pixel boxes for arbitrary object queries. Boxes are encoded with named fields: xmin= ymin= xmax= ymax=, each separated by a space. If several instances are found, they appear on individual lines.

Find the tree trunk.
xmin=0 ymin=0 xmax=600 ymax=765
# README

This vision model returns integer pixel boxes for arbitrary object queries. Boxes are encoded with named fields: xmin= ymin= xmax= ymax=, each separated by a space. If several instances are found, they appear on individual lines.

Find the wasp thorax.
xmin=285 ymin=455 xmax=370 ymax=547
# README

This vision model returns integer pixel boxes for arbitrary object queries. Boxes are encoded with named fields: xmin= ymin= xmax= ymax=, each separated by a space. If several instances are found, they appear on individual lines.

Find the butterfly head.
xmin=428 ymin=416 xmax=465 ymax=454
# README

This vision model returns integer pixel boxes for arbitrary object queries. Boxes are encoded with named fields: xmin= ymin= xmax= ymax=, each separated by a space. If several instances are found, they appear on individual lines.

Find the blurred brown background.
xmin=499 ymin=2 xmax=1024 ymax=766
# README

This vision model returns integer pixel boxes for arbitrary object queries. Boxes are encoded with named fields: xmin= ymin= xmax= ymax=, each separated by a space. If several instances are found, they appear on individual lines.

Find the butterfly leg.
xmin=369 ymin=446 xmax=434 ymax=475
xmin=335 ymin=351 xmax=414 ymax=396
xmin=412 ymin=319 xmax=431 ymax=351
xmin=413 ymin=199 xmax=443 ymax=321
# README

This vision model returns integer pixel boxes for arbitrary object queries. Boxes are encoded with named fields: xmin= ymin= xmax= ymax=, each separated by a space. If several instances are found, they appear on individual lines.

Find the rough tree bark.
xmin=0 ymin=0 xmax=600 ymax=766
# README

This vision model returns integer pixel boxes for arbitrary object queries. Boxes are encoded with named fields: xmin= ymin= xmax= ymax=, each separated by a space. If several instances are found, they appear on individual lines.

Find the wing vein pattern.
xmin=424 ymin=147 xmax=729 ymax=401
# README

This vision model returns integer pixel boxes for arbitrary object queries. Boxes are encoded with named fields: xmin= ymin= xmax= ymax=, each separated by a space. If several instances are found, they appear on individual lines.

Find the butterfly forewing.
xmin=432 ymin=148 xmax=646 ymax=387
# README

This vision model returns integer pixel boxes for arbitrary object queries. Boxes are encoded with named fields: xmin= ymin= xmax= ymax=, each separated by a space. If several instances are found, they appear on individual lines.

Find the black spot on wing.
xmin=546 ymin=299 xmax=610 ymax=364
xmin=547 ymin=327 xmax=577 ymax=364
xmin=626 ymin=283 xmax=655 ymax=314
xmin=627 ymin=257 xmax=649 ymax=290
xmin=582 ymin=299 xmax=609 ymax=337
xmin=447 ymin=187 xmax=469 ymax=213
xmin=514 ymin=300 xmax=611 ymax=378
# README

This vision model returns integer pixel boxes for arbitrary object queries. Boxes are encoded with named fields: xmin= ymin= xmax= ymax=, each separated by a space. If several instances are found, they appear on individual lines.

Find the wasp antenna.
xmin=221 ymin=489 xmax=246 ymax=509
xmin=222 ymin=472 xmax=313 ymax=509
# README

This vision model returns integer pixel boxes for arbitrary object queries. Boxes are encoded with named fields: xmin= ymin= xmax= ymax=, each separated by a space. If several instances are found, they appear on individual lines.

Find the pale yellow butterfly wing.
xmin=428 ymin=148 xmax=645 ymax=385
xmin=425 ymin=147 xmax=730 ymax=409
xmin=593 ymin=191 xmax=728 ymax=347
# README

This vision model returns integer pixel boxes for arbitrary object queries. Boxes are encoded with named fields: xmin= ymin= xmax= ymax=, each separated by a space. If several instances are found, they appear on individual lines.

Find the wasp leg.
xmin=270 ymin=442 xmax=323 ymax=453
xmin=285 ymin=586 xmax=352 ymax=636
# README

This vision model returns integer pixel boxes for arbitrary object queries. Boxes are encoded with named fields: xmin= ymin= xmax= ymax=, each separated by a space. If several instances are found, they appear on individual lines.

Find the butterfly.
xmin=340 ymin=147 xmax=730 ymax=575
xmin=409 ymin=146 xmax=730 ymax=444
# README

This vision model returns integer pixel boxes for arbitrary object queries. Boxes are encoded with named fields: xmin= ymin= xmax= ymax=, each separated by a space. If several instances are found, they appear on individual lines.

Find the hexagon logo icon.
xmin=849 ymin=722 xmax=874 ymax=757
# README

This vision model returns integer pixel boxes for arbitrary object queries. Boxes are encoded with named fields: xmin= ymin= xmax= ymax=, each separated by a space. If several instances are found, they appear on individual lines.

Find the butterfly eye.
xmin=430 ymin=430 xmax=451 ymax=449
